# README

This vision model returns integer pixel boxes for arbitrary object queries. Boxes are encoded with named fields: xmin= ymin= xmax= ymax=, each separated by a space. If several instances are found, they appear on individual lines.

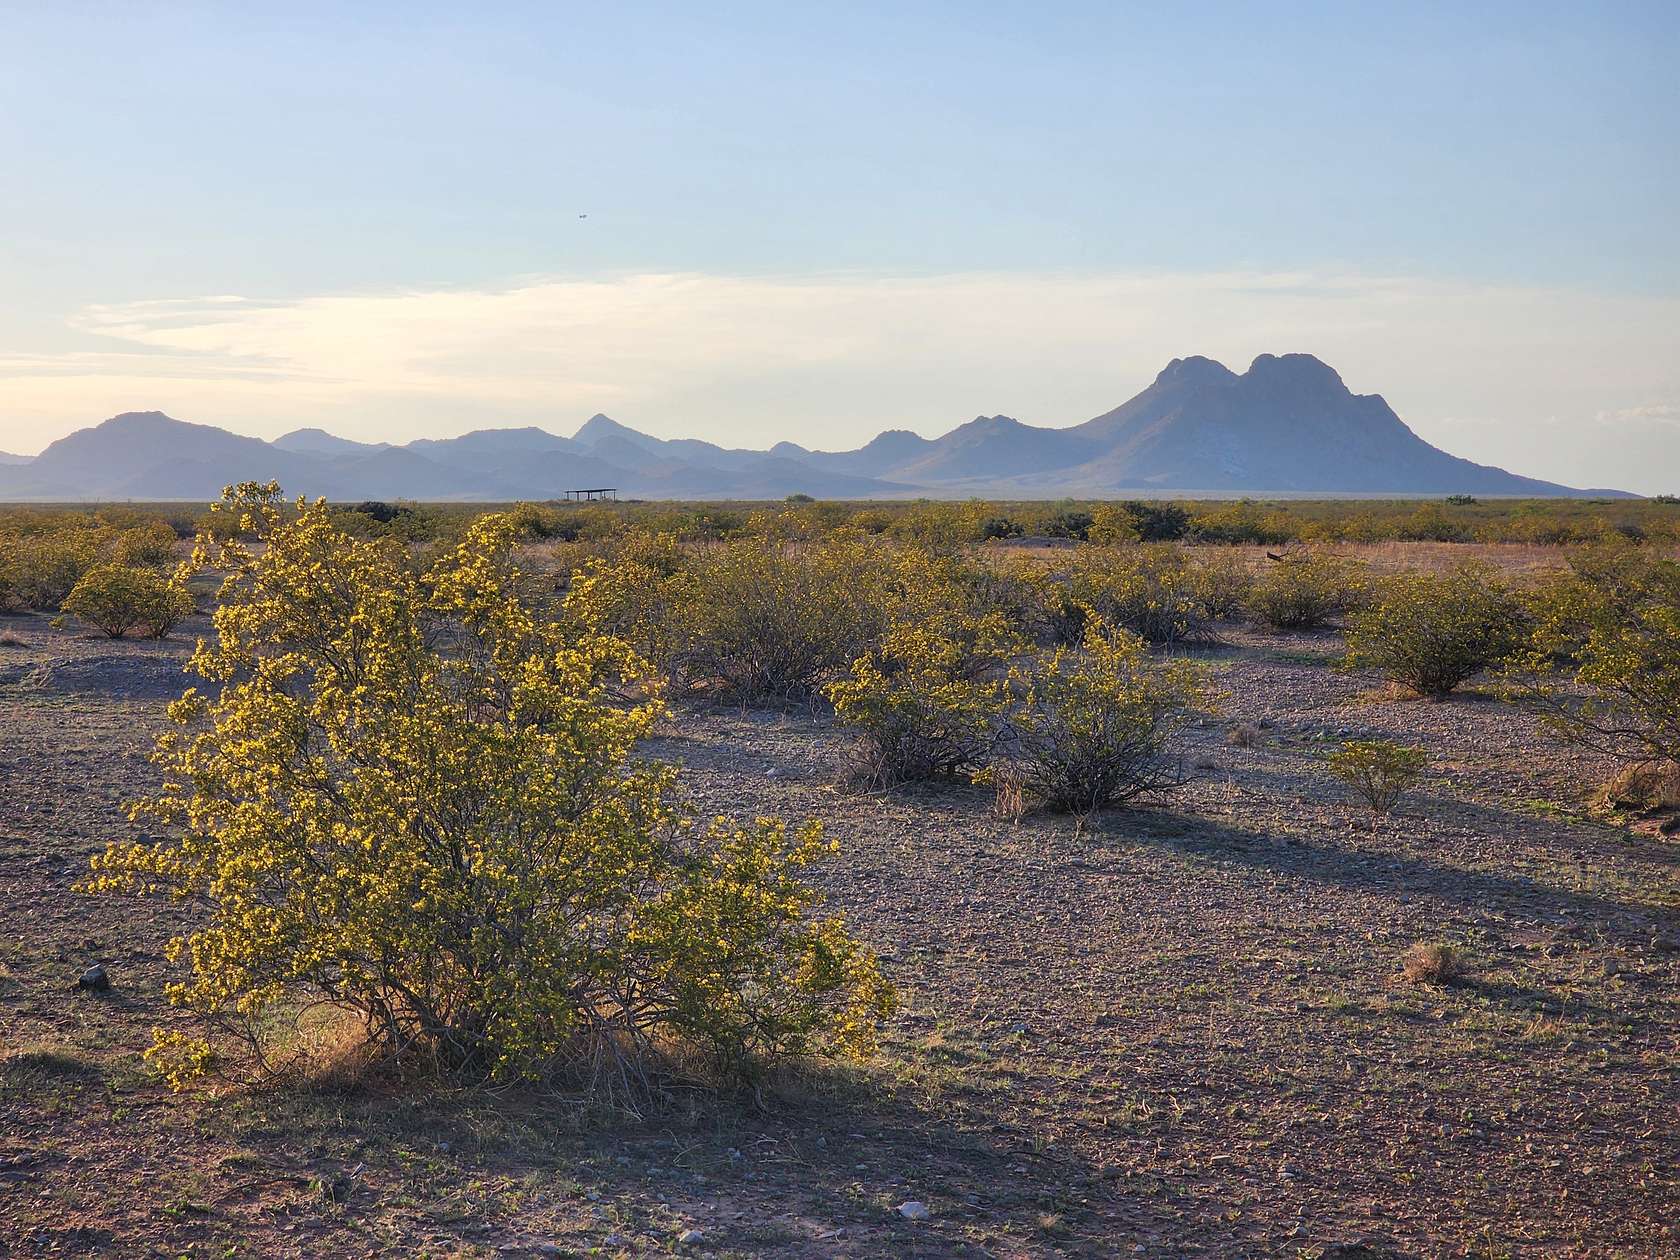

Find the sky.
xmin=2 ymin=2 xmax=1677 ymax=491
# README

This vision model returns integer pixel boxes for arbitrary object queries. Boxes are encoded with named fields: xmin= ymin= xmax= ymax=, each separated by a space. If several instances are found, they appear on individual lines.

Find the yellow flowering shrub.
xmin=1326 ymin=739 xmax=1428 ymax=820
xmin=682 ymin=532 xmax=892 ymax=698
xmin=83 ymin=483 xmax=892 ymax=1087
xmin=1190 ymin=549 xmax=1255 ymax=620
xmin=1246 ymin=552 xmax=1365 ymax=630
xmin=568 ymin=530 xmax=953 ymax=702
xmin=1512 ymin=541 xmax=1680 ymax=763
xmin=61 ymin=563 xmax=193 ymax=638
xmin=998 ymin=614 xmax=1209 ymax=814
xmin=955 ymin=551 xmax=1059 ymax=643
xmin=0 ymin=529 xmax=100 ymax=610
xmin=563 ymin=531 xmax=701 ymax=681
xmin=1084 ymin=504 xmax=1141 ymax=546
xmin=109 ymin=520 xmax=181 ymax=567
xmin=827 ymin=612 xmax=1021 ymax=784
xmin=1056 ymin=543 xmax=1212 ymax=645
xmin=1343 ymin=563 xmax=1525 ymax=695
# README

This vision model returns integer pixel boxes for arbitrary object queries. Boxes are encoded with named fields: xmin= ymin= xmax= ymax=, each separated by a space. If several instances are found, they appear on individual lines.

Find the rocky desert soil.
xmin=1 ymin=609 xmax=1677 ymax=1259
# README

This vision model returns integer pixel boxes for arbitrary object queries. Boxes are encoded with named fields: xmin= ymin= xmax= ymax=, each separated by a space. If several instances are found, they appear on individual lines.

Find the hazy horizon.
xmin=4 ymin=4 xmax=1677 ymax=491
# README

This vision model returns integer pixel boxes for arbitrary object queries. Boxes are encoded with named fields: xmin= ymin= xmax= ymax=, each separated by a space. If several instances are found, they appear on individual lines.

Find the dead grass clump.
xmin=1601 ymin=760 xmax=1680 ymax=815
xmin=991 ymin=760 xmax=1027 ymax=821
xmin=1401 ymin=941 xmax=1462 ymax=986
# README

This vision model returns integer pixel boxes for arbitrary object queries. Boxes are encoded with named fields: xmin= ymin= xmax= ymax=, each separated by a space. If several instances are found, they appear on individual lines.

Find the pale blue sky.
xmin=3 ymin=2 xmax=1677 ymax=488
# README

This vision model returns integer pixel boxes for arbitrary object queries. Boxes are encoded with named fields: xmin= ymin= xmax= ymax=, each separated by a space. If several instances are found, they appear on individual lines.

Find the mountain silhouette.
xmin=0 ymin=356 xmax=1627 ymax=500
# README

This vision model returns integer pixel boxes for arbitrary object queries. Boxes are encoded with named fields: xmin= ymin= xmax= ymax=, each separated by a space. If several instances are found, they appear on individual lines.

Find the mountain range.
xmin=0 ymin=353 xmax=1627 ymax=501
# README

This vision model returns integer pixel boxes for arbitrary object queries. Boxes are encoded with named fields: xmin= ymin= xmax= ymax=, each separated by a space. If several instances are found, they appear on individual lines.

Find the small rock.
xmin=897 ymin=1200 xmax=931 ymax=1221
xmin=603 ymin=1234 xmax=627 ymax=1248
xmin=677 ymin=1228 xmax=704 ymax=1245
xmin=76 ymin=964 xmax=110 ymax=992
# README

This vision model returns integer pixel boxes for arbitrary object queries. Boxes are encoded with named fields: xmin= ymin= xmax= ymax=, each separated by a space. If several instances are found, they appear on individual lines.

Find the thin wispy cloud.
xmin=5 ymin=268 xmax=1678 ymax=491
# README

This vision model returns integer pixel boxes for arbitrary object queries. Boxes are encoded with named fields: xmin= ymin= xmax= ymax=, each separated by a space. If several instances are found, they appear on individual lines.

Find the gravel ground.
xmin=1 ymin=610 xmax=1677 ymax=1259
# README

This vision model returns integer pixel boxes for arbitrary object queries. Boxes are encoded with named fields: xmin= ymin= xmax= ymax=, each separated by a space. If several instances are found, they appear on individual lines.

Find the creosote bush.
xmin=569 ymin=530 xmax=1004 ymax=704
xmin=1247 ymin=553 xmax=1365 ymax=630
xmin=995 ymin=614 xmax=1209 ymax=814
xmin=570 ymin=530 xmax=895 ymax=702
xmin=1055 ymin=543 xmax=1213 ymax=646
xmin=1513 ymin=541 xmax=1680 ymax=764
xmin=1326 ymin=739 xmax=1428 ymax=821
xmin=826 ymin=612 xmax=1019 ymax=785
xmin=1192 ymin=549 xmax=1255 ymax=620
xmin=686 ymin=532 xmax=889 ymax=698
xmin=1343 ymin=563 xmax=1525 ymax=695
xmin=0 ymin=532 xmax=98 ymax=611
xmin=61 ymin=563 xmax=193 ymax=638
xmin=82 ymin=483 xmax=892 ymax=1089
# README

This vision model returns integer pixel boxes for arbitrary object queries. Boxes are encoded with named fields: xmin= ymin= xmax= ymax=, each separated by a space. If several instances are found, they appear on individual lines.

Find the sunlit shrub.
xmin=690 ymin=533 xmax=893 ymax=698
xmin=1085 ymin=504 xmax=1140 ymax=546
xmin=82 ymin=483 xmax=893 ymax=1088
xmin=827 ymin=613 xmax=1018 ymax=784
xmin=1191 ymin=549 xmax=1255 ymax=620
xmin=1512 ymin=541 xmax=1680 ymax=763
xmin=996 ymin=615 xmax=1208 ymax=814
xmin=1187 ymin=502 xmax=1297 ymax=545
xmin=1056 ymin=543 xmax=1212 ymax=645
xmin=1326 ymin=739 xmax=1428 ymax=821
xmin=956 ymin=551 xmax=1058 ymax=643
xmin=1395 ymin=503 xmax=1472 ymax=543
xmin=564 ymin=531 xmax=699 ymax=678
xmin=886 ymin=501 xmax=990 ymax=551
xmin=110 ymin=521 xmax=180 ymax=567
xmin=1343 ymin=563 xmax=1525 ymax=695
xmin=1 ymin=531 xmax=101 ymax=611
xmin=1246 ymin=553 xmax=1365 ymax=630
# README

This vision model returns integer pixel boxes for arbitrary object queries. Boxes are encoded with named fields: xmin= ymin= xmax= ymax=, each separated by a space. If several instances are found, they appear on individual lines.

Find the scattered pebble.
xmin=897 ymin=1200 xmax=930 ymax=1220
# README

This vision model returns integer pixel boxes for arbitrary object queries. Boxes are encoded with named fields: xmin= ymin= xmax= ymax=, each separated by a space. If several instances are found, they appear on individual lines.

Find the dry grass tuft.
xmin=1601 ymin=760 xmax=1680 ymax=815
xmin=990 ymin=761 xmax=1027 ymax=822
xmin=1401 ymin=941 xmax=1462 ymax=986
